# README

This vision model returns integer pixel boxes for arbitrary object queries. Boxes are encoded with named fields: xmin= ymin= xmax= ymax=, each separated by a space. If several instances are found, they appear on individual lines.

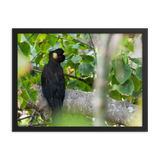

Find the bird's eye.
xmin=53 ymin=53 xmax=57 ymax=59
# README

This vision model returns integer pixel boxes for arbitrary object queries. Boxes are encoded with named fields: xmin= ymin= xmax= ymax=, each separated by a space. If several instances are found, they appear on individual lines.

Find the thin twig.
xmin=64 ymin=73 xmax=92 ymax=87
xmin=31 ymin=51 xmax=41 ymax=63
xmin=89 ymin=34 xmax=97 ymax=79
xmin=31 ymin=68 xmax=42 ymax=73
xmin=108 ymin=92 xmax=114 ymax=99
xmin=131 ymin=67 xmax=136 ymax=71
xmin=18 ymin=115 xmax=32 ymax=121
xmin=47 ymin=34 xmax=93 ymax=49
xmin=18 ymin=123 xmax=52 ymax=127
xmin=28 ymin=110 xmax=36 ymax=126
xmin=27 ymin=34 xmax=34 ymax=41
xmin=89 ymin=34 xmax=97 ymax=65
xmin=31 ymin=68 xmax=92 ymax=87
xmin=130 ymin=93 xmax=142 ymax=103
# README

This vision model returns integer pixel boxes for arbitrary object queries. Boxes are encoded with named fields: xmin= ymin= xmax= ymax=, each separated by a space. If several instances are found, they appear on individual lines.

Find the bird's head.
xmin=49 ymin=48 xmax=66 ymax=63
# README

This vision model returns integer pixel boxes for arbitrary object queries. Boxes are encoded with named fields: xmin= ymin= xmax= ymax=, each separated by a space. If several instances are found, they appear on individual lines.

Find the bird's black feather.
xmin=41 ymin=48 xmax=66 ymax=125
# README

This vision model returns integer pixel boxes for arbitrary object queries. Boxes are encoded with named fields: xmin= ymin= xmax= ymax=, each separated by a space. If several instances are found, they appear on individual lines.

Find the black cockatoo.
xmin=41 ymin=48 xmax=66 ymax=126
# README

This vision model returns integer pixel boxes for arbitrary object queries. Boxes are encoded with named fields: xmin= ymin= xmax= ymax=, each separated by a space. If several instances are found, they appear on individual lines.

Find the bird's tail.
xmin=48 ymin=98 xmax=63 ymax=126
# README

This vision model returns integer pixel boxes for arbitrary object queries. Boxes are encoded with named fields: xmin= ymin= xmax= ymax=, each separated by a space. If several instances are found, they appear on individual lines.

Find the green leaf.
xmin=22 ymin=81 xmax=38 ymax=105
xmin=112 ymin=76 xmax=119 ymax=85
xmin=87 ymin=51 xmax=94 ymax=55
xmin=28 ymin=89 xmax=38 ymax=104
xmin=35 ymin=40 xmax=40 ymax=53
xmin=62 ymin=34 xmax=67 ymax=38
xmin=130 ymin=57 xmax=142 ymax=65
xmin=121 ymin=35 xmax=130 ymax=46
xmin=80 ymin=34 xmax=89 ymax=41
xmin=118 ymin=80 xmax=134 ymax=96
xmin=84 ymin=34 xmax=89 ymax=41
xmin=78 ymin=43 xmax=88 ymax=50
xmin=66 ymin=59 xmax=79 ymax=69
xmin=85 ymin=78 xmax=93 ymax=85
xmin=24 ymin=34 xmax=38 ymax=46
xmin=64 ymin=41 xmax=76 ymax=45
xmin=85 ymin=84 xmax=92 ymax=92
xmin=108 ymin=70 xmax=114 ymax=82
xmin=112 ymin=58 xmax=122 ymax=69
xmin=110 ymin=90 xmax=121 ymax=101
xmin=80 ymin=55 xmax=94 ymax=62
xmin=35 ymin=54 xmax=43 ymax=65
xmin=40 ymin=41 xmax=50 ymax=52
xmin=18 ymin=95 xmax=23 ymax=105
xmin=71 ymin=55 xmax=82 ymax=64
xmin=22 ymin=81 xmax=32 ymax=91
xmin=67 ymin=81 xmax=76 ymax=89
xmin=19 ymin=42 xmax=30 ymax=57
xmin=136 ymin=67 xmax=142 ymax=80
xmin=121 ymin=95 xmax=128 ymax=100
xmin=76 ymin=33 xmax=81 ymax=38
xmin=122 ymin=55 xmax=128 ymax=64
xmin=127 ymin=41 xmax=134 ymax=52
xmin=61 ymin=60 xmax=68 ymax=68
xmin=122 ymin=50 xmax=130 ymax=55
xmin=35 ymin=73 xmax=41 ymax=84
xmin=42 ymin=53 xmax=49 ymax=64
xmin=112 ymin=60 xmax=117 ymax=68
xmin=72 ymin=44 xmax=80 ymax=49
xmin=132 ymin=89 xmax=142 ymax=98
xmin=68 ymin=34 xmax=77 ymax=39
xmin=76 ymin=80 xmax=86 ymax=89
xmin=27 ymin=74 xmax=31 ymax=80
xmin=65 ymin=44 xmax=74 ymax=50
xmin=46 ymin=34 xmax=58 ymax=47
xmin=31 ymin=77 xmax=36 ymax=84
xmin=71 ymin=42 xmax=88 ymax=50
xmin=18 ymin=79 xmax=22 ymax=88
xmin=18 ymin=34 xmax=21 ymax=43
xmin=114 ymin=63 xmax=131 ymax=84
xmin=20 ymin=90 xmax=29 ymax=110
xmin=66 ymin=53 xmax=74 ymax=59
xmin=54 ymin=42 xmax=61 ymax=49
xmin=132 ymin=76 xmax=141 ymax=92
xmin=79 ymin=63 xmax=94 ymax=75
xmin=111 ymin=84 xmax=119 ymax=91
xmin=38 ymin=34 xmax=47 ymax=41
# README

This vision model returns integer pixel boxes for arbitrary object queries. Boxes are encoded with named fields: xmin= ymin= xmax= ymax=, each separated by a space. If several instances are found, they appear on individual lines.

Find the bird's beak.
xmin=63 ymin=52 xmax=66 ymax=56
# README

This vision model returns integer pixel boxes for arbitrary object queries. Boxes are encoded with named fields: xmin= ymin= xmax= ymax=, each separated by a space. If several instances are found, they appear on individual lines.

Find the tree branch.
xmin=18 ymin=123 xmax=52 ymax=127
xmin=31 ymin=68 xmax=92 ymax=87
xmin=89 ymin=34 xmax=97 ymax=65
xmin=25 ymin=84 xmax=142 ymax=126
xmin=47 ymin=34 xmax=94 ymax=49
xmin=28 ymin=110 xmax=36 ymax=126
xmin=130 ymin=93 xmax=142 ymax=103
xmin=18 ymin=115 xmax=32 ymax=121
xmin=31 ymin=51 xmax=41 ymax=63
xmin=89 ymin=34 xmax=97 ymax=80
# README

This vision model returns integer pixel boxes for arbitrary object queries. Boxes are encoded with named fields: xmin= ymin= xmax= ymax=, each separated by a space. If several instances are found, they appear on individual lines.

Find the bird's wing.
xmin=41 ymin=65 xmax=65 ymax=109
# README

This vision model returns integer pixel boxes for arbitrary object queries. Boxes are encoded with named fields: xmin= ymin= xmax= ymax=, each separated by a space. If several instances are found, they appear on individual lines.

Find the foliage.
xmin=108 ymin=35 xmax=142 ymax=102
xmin=17 ymin=33 xmax=142 ymax=126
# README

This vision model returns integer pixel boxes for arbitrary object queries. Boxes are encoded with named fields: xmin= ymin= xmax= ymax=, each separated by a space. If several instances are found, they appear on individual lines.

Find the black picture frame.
xmin=13 ymin=28 xmax=148 ymax=132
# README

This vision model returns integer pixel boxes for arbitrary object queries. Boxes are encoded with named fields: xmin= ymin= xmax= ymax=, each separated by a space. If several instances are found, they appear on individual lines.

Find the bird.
xmin=41 ymin=48 xmax=66 ymax=126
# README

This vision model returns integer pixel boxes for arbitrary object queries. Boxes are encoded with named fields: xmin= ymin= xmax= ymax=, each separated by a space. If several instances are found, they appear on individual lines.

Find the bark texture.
xmin=25 ymin=84 xmax=142 ymax=126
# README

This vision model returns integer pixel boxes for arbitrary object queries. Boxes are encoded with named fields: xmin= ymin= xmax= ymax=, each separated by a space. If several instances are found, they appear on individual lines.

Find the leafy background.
xmin=17 ymin=33 xmax=142 ymax=126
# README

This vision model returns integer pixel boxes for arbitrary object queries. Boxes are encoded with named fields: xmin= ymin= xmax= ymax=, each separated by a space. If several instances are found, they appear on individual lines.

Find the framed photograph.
xmin=13 ymin=28 xmax=148 ymax=131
